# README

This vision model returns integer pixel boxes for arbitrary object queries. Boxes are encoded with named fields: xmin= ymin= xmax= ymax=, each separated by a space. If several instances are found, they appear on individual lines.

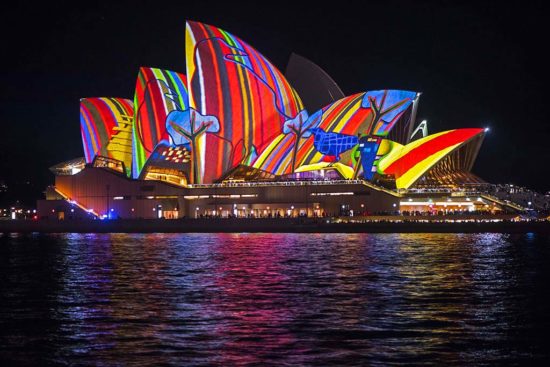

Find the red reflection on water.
xmin=207 ymin=233 xmax=298 ymax=364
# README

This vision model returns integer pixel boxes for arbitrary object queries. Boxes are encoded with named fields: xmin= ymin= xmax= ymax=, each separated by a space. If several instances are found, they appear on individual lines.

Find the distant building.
xmin=38 ymin=21 xmax=521 ymax=220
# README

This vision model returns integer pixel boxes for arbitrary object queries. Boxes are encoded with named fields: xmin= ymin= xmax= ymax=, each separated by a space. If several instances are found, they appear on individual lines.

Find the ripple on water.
xmin=1 ymin=232 xmax=549 ymax=365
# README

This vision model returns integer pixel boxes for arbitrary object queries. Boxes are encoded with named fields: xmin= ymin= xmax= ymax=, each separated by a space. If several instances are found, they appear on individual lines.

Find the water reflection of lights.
xmin=5 ymin=232 xmax=542 ymax=364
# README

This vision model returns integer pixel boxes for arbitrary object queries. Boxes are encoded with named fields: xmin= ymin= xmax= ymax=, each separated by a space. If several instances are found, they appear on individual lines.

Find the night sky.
xmin=2 ymin=0 xmax=548 ymax=205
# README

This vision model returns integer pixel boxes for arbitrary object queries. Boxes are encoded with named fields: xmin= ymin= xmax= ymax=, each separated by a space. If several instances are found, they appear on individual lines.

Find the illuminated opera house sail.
xmin=39 ymin=21 xmax=506 ymax=220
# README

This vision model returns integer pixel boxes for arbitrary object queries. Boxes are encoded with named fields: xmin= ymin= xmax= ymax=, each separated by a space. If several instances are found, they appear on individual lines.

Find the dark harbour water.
xmin=1 ymin=233 xmax=550 ymax=366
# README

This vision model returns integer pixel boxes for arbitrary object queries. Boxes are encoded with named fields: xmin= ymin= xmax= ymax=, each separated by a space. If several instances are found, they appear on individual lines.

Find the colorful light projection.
xmin=166 ymin=108 xmax=220 ymax=184
xmin=252 ymin=90 xmax=417 ymax=177
xmin=377 ymin=128 xmax=485 ymax=189
xmin=132 ymin=67 xmax=189 ymax=179
xmin=185 ymin=21 xmax=304 ymax=183
xmin=356 ymin=136 xmax=383 ymax=180
xmin=78 ymin=21 xmax=483 ymax=190
xmin=80 ymin=97 xmax=134 ymax=176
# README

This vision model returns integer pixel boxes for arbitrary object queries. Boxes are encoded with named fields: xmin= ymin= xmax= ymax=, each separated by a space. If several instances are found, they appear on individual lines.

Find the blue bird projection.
xmin=309 ymin=128 xmax=382 ymax=179
xmin=309 ymin=128 xmax=359 ymax=161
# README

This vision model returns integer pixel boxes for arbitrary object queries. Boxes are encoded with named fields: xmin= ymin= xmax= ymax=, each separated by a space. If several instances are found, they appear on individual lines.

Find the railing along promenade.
xmin=188 ymin=179 xmax=403 ymax=197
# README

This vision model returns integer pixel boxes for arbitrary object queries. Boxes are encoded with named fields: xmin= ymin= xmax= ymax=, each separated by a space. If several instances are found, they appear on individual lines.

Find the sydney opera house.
xmin=38 ymin=21 xmax=517 ymax=220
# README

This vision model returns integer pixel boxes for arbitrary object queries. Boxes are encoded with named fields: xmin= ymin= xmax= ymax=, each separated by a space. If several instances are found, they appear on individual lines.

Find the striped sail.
xmin=185 ymin=21 xmax=304 ymax=183
xmin=252 ymin=90 xmax=416 ymax=176
xmin=80 ymin=97 xmax=134 ymax=176
xmin=378 ymin=128 xmax=485 ymax=189
xmin=132 ymin=67 xmax=189 ymax=179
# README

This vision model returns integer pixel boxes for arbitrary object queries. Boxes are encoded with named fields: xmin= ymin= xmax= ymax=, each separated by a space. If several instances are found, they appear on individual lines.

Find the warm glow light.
xmin=53 ymin=187 xmax=99 ymax=217
xmin=400 ymin=201 xmax=475 ymax=206
xmin=310 ymin=192 xmax=354 ymax=196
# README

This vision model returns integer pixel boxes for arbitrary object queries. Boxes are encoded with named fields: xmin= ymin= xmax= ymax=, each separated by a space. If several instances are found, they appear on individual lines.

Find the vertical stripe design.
xmin=185 ymin=21 xmax=304 ymax=184
xmin=80 ymin=97 xmax=134 ymax=176
xmin=132 ymin=67 xmax=189 ymax=179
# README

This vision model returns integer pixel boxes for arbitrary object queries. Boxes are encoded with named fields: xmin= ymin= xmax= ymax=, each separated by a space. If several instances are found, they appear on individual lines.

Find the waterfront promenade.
xmin=1 ymin=216 xmax=549 ymax=233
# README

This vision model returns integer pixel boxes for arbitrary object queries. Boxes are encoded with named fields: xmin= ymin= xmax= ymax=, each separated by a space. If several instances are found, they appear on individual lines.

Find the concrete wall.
xmin=185 ymin=183 xmax=398 ymax=218
xmin=41 ymin=168 xmax=399 ymax=220
xmin=53 ymin=168 xmax=185 ymax=219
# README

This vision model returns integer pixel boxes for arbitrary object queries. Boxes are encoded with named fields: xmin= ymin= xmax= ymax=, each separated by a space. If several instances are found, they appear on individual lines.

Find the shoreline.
xmin=1 ymin=217 xmax=549 ymax=234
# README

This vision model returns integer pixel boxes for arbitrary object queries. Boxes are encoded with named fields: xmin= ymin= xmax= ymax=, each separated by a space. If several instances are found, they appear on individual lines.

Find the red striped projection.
xmin=80 ymin=97 xmax=134 ymax=175
xmin=132 ymin=67 xmax=188 ymax=178
xmin=378 ymin=128 xmax=485 ymax=189
xmin=185 ymin=21 xmax=304 ymax=183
